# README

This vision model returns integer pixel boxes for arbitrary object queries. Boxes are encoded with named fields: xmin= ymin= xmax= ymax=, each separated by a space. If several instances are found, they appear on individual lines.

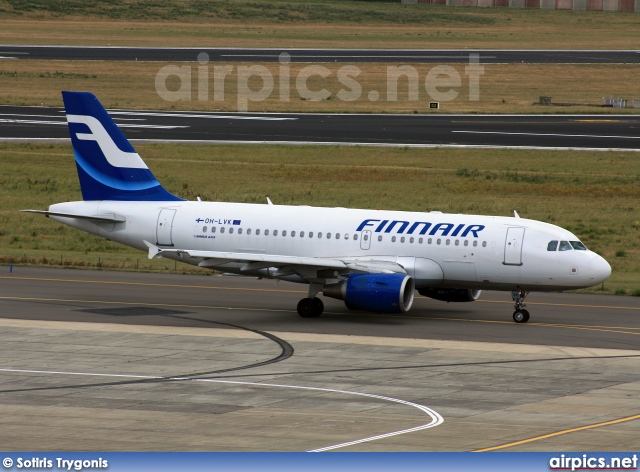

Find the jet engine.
xmin=324 ymin=273 xmax=415 ymax=313
xmin=418 ymin=288 xmax=481 ymax=303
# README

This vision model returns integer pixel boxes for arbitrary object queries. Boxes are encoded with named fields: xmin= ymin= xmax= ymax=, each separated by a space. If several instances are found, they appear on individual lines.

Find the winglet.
xmin=143 ymin=240 xmax=163 ymax=259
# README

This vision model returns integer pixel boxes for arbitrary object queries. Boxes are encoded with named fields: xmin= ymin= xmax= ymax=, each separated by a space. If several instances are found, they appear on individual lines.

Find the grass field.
xmin=0 ymin=0 xmax=637 ymax=295
xmin=1 ymin=60 xmax=639 ymax=113
xmin=2 ymin=142 xmax=639 ymax=294
xmin=0 ymin=0 xmax=639 ymax=49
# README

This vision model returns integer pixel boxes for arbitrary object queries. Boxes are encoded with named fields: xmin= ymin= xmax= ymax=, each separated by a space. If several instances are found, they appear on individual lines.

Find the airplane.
xmin=23 ymin=91 xmax=612 ymax=323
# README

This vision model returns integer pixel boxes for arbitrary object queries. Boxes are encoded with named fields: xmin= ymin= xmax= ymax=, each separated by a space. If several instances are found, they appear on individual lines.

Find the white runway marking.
xmin=452 ymin=130 xmax=640 ymax=140
xmin=221 ymin=54 xmax=496 ymax=60
xmin=125 ymin=138 xmax=640 ymax=152
xmin=0 ymin=118 xmax=187 ymax=129
xmin=108 ymin=111 xmax=297 ymax=121
xmin=0 ymin=367 xmax=443 ymax=451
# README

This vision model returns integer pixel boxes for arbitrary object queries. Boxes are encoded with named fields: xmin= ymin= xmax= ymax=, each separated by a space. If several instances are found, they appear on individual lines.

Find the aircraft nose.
xmin=590 ymin=254 xmax=612 ymax=284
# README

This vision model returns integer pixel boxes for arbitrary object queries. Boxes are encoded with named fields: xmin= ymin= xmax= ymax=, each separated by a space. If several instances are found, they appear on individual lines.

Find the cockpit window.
xmin=570 ymin=241 xmax=587 ymax=251
xmin=558 ymin=241 xmax=572 ymax=251
xmin=547 ymin=240 xmax=558 ymax=251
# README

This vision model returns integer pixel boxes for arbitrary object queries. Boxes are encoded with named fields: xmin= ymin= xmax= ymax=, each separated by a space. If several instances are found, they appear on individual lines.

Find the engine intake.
xmin=418 ymin=288 xmax=481 ymax=303
xmin=324 ymin=273 xmax=415 ymax=313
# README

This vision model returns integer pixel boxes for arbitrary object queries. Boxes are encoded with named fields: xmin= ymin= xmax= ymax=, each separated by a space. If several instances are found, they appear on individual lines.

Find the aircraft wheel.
xmin=297 ymin=297 xmax=324 ymax=318
xmin=513 ymin=309 xmax=530 ymax=323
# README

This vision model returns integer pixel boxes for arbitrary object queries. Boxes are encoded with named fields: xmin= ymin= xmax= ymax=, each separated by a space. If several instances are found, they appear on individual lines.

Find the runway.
xmin=1 ymin=105 xmax=640 ymax=150
xmin=0 ymin=46 xmax=639 ymax=64
xmin=0 ymin=267 xmax=638 ymax=451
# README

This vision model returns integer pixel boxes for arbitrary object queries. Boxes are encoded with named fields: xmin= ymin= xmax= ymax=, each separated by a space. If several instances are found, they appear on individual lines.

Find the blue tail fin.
xmin=62 ymin=91 xmax=183 ymax=201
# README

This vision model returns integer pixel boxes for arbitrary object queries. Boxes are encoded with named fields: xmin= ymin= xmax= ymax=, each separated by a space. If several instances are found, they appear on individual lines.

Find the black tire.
xmin=312 ymin=297 xmax=324 ymax=314
xmin=297 ymin=297 xmax=323 ymax=318
xmin=513 ymin=309 xmax=530 ymax=323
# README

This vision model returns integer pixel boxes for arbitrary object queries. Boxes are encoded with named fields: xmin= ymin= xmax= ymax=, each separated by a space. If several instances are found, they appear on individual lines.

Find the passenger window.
xmin=410 ymin=237 xmax=414 ymax=244
xmin=264 ymin=229 xmax=269 ymax=236
xmin=344 ymin=234 xmax=349 ymax=240
xmin=318 ymin=232 xmax=322 ymax=239
xmin=428 ymin=238 xmax=432 ymax=244
xmin=437 ymin=239 xmax=441 ymax=245
xmin=455 ymin=240 xmax=459 ymax=246
xmin=446 ymin=239 xmax=450 ymax=245
xmin=336 ymin=233 xmax=340 ymax=239
xmin=212 ymin=227 xmax=216 ymax=233
xmin=291 ymin=231 xmax=295 ymax=237
xmin=273 ymin=230 xmax=278 ymax=236
xmin=482 ymin=241 xmax=487 ymax=247
xmin=229 ymin=228 xmax=234 ymax=234
xmin=473 ymin=241 xmax=478 ymax=247
xmin=309 ymin=232 xmax=313 ymax=238
xmin=256 ymin=229 xmax=260 ymax=235
xmin=203 ymin=226 xmax=207 ymax=233
xmin=559 ymin=241 xmax=572 ymax=251
xmin=419 ymin=238 xmax=423 ymax=244
xmin=464 ymin=240 xmax=468 ymax=247
xmin=247 ymin=229 xmax=252 ymax=235
xmin=238 ymin=228 xmax=243 ymax=235
xmin=378 ymin=235 xmax=383 ymax=242
xmin=570 ymin=241 xmax=587 ymax=250
xmin=220 ymin=227 xmax=225 ymax=234
xmin=282 ymin=230 xmax=287 ymax=237
xmin=547 ymin=240 xmax=558 ymax=251
xmin=353 ymin=234 xmax=358 ymax=241
xmin=392 ymin=236 xmax=396 ymax=242
xmin=326 ymin=232 xmax=331 ymax=239
xmin=401 ymin=237 xmax=405 ymax=243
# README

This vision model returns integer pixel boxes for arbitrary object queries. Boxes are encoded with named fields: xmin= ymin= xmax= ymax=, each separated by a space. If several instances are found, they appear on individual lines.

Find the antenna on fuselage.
xmin=514 ymin=210 xmax=520 ymax=218
xmin=267 ymin=197 xmax=273 ymax=206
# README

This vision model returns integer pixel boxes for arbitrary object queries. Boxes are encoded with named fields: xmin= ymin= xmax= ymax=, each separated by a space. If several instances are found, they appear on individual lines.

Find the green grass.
xmin=2 ymin=142 xmax=640 ymax=293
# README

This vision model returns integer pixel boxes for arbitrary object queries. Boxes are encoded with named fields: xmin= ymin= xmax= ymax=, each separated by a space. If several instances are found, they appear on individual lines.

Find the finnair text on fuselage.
xmin=356 ymin=219 xmax=485 ymax=237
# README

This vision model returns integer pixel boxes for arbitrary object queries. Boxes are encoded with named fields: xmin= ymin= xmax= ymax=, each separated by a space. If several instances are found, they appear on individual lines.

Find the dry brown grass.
xmin=1 ymin=13 xmax=640 ymax=49
xmin=1 ymin=60 xmax=639 ymax=113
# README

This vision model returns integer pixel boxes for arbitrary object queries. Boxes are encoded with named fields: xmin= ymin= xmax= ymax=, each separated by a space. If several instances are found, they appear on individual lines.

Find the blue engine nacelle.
xmin=418 ymin=288 xmax=481 ymax=303
xmin=323 ymin=273 xmax=415 ymax=313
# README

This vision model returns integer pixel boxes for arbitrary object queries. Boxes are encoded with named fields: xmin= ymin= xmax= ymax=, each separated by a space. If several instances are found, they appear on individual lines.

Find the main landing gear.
xmin=297 ymin=297 xmax=324 ymax=318
xmin=511 ymin=290 xmax=530 ymax=323
xmin=297 ymin=283 xmax=324 ymax=318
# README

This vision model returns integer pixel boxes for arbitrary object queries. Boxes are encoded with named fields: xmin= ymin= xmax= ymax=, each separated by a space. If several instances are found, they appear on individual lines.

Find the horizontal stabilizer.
xmin=21 ymin=209 xmax=126 ymax=223
xmin=143 ymin=240 xmax=163 ymax=260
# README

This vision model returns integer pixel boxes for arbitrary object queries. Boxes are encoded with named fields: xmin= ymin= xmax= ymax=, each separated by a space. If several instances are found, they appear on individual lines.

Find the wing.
xmin=143 ymin=241 xmax=406 ymax=278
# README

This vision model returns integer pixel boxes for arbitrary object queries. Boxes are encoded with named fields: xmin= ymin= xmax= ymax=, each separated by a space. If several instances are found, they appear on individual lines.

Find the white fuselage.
xmin=48 ymin=200 xmax=611 ymax=292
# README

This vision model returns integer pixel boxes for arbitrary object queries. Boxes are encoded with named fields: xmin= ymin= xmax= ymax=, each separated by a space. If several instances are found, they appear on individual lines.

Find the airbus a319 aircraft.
xmin=24 ymin=92 xmax=611 ymax=323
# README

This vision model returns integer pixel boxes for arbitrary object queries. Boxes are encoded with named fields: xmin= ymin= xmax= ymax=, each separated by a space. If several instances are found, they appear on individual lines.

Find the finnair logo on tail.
xmin=67 ymin=114 xmax=148 ymax=169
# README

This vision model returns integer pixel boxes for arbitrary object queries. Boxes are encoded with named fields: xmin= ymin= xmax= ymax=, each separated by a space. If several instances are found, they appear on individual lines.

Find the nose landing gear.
xmin=512 ymin=290 xmax=530 ymax=323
